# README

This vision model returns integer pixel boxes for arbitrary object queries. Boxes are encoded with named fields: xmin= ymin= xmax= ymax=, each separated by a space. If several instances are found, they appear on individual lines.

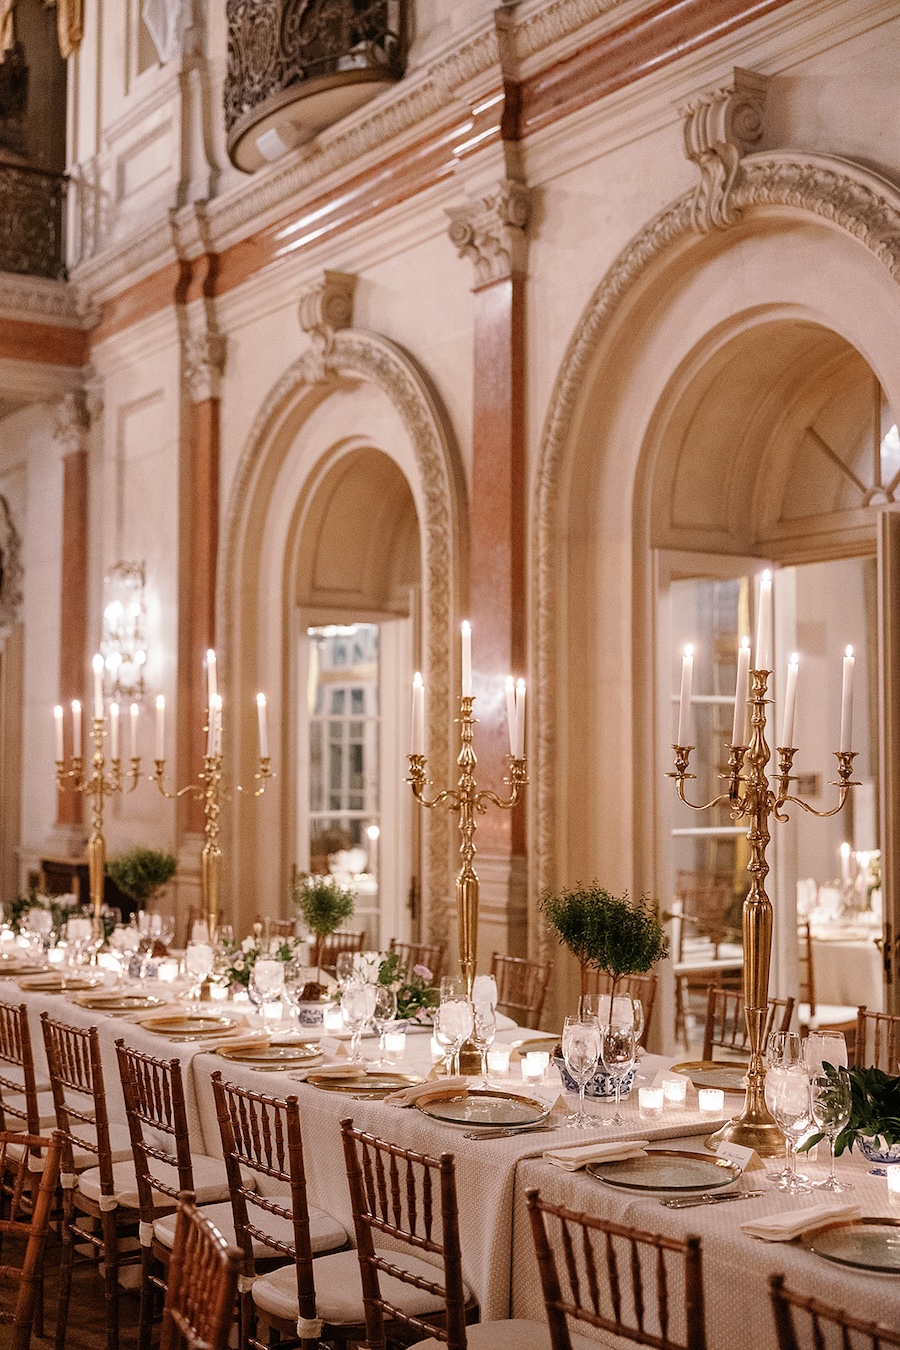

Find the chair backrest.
xmin=115 ymin=1040 xmax=195 ymax=1218
xmin=40 ymin=1013 xmax=115 ymax=1195
xmin=340 ymin=1117 xmax=476 ymax=1350
xmin=159 ymin=1191 xmax=241 ymax=1350
xmin=489 ymin=953 xmax=553 ymax=1025
xmin=525 ymin=1187 xmax=706 ymax=1350
xmin=674 ymin=871 xmax=738 ymax=952
xmin=318 ymin=930 xmax=365 ymax=976
xmin=769 ymin=1272 xmax=900 ymax=1350
xmin=853 ymin=1006 xmax=900 ymax=1071
xmin=0 ymin=1002 xmax=43 ymax=1138
xmin=210 ymin=1072 xmax=317 ymax=1320
xmin=701 ymin=986 xmax=795 ymax=1061
xmin=389 ymin=939 xmax=445 ymax=984
xmin=797 ymin=922 xmax=817 ymax=1015
xmin=0 ymin=1130 xmax=62 ymax=1350
xmin=581 ymin=972 xmax=659 ymax=1048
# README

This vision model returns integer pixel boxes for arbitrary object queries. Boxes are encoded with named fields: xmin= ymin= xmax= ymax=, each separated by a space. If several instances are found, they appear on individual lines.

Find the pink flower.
xmin=413 ymin=964 xmax=432 ymax=981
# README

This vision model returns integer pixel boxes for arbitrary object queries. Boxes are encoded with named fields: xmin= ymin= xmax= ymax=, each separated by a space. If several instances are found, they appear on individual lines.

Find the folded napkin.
xmin=301 ymin=1061 xmax=366 ymax=1080
xmin=384 ymin=1076 xmax=469 ymax=1108
xmin=740 ymin=1200 xmax=860 ymax=1242
xmin=543 ymin=1139 xmax=651 ymax=1171
xmin=204 ymin=1031 xmax=271 ymax=1053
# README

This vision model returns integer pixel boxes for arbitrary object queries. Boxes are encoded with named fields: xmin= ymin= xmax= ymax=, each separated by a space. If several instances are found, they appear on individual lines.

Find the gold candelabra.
xmin=55 ymin=712 xmax=142 ymax=933
xmin=670 ymin=667 xmax=857 ymax=1155
xmin=407 ymin=694 xmax=528 ymax=995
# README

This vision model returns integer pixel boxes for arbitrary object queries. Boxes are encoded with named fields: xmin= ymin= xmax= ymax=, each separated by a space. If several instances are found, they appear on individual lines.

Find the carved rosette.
xmin=183 ymin=331 xmax=227 ymax=402
xmin=447 ymin=179 xmax=531 ymax=287
xmin=680 ymin=68 xmax=768 ymax=233
xmin=298 ymin=270 xmax=357 ymax=380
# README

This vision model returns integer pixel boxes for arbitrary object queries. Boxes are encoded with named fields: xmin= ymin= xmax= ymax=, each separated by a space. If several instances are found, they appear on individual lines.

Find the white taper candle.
xmin=515 ymin=679 xmax=526 ymax=758
xmin=677 ymin=645 xmax=693 ymax=746
xmin=71 ymin=700 xmax=82 ymax=755
xmin=206 ymin=648 xmax=217 ymax=708
xmin=256 ymin=692 xmax=269 ymax=759
xmin=781 ymin=654 xmax=799 ymax=748
xmin=754 ymin=570 xmax=772 ymax=672
xmin=92 ymin=653 xmax=104 ymax=719
xmin=155 ymin=694 xmax=165 ymax=760
xmin=411 ymin=672 xmax=425 ymax=756
xmin=505 ymin=677 xmax=516 ymax=756
xmin=840 ymin=645 xmax=855 ymax=751
xmin=109 ymin=701 xmax=120 ymax=759
xmin=461 ymin=621 xmax=472 ymax=698
xmin=54 ymin=705 xmax=64 ymax=760
xmin=129 ymin=703 xmax=139 ymax=759
xmin=731 ymin=637 xmax=750 ymax=746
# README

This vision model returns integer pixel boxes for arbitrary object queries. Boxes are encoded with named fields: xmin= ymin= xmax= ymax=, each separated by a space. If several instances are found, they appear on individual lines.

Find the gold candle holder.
xmin=670 ymin=667 xmax=857 ymax=1155
xmin=56 ymin=715 xmax=142 ymax=934
xmin=407 ymin=694 xmax=527 ymax=995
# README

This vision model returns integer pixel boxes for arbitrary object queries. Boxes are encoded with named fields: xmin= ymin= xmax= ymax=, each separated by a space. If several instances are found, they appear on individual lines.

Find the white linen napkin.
xmin=739 ymin=1200 xmax=860 ymax=1242
xmin=542 ymin=1139 xmax=651 ymax=1171
xmin=203 ymin=1031 xmax=271 ymax=1053
xmin=384 ymin=1076 xmax=469 ymax=1108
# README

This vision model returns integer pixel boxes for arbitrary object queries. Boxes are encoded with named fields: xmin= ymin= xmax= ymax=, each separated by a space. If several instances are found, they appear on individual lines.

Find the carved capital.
xmin=297 ymin=271 xmax=357 ymax=375
xmin=680 ymin=68 xmax=768 ymax=232
xmin=447 ymin=179 xmax=531 ymax=286
xmin=52 ymin=388 xmax=93 ymax=453
xmin=183 ymin=330 xmax=227 ymax=402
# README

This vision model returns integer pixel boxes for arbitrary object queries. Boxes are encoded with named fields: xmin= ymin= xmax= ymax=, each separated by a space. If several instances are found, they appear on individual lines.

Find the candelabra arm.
xmin=232 ymin=758 xmax=275 ymax=797
xmin=667 ymin=744 xmax=738 ymax=813
xmin=774 ymin=749 xmax=860 ymax=820
xmin=406 ymin=755 xmax=462 ymax=811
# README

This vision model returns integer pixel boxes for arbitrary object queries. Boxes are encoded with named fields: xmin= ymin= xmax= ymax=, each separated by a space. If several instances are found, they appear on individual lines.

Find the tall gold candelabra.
xmin=407 ymin=694 xmax=528 ymax=994
xmin=56 ymin=715 xmax=143 ymax=932
xmin=670 ymin=667 xmax=857 ymax=1155
xmin=153 ymin=739 xmax=272 ymax=936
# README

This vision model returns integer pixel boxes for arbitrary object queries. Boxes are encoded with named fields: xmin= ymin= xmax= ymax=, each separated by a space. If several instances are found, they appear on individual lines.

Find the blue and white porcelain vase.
xmin=554 ymin=1055 xmax=637 ymax=1100
xmin=856 ymin=1134 xmax=900 ymax=1165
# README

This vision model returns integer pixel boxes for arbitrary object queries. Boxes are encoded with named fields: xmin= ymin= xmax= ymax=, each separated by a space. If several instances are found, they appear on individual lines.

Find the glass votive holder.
xmin=383 ymin=1029 xmax=407 ymax=1066
xmin=661 ymin=1075 xmax=687 ymax=1106
xmin=522 ymin=1051 xmax=550 ymax=1084
xmin=698 ymin=1087 xmax=725 ymax=1116
xmin=323 ymin=1005 xmax=344 ymax=1034
xmin=156 ymin=958 xmax=180 ymax=984
xmin=486 ymin=1047 xmax=511 ymax=1077
xmin=638 ymin=1086 xmax=664 ymax=1119
xmin=887 ymin=1167 xmax=900 ymax=1208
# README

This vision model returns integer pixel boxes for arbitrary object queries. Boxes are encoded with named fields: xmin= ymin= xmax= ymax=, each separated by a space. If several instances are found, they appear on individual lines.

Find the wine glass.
xmin=561 ymin=1016 xmax=600 ymax=1129
xmin=249 ymin=959 xmax=285 ymax=1026
xmin=810 ymin=1067 xmax=853 ymax=1192
xmin=334 ymin=951 xmax=357 ymax=990
xmin=471 ymin=1004 xmax=497 ymax=1086
xmin=372 ymin=986 xmax=398 ymax=1065
xmin=599 ymin=1016 xmax=637 ymax=1126
xmin=434 ymin=999 xmax=473 ymax=1077
xmin=765 ymin=1066 xmax=813 ymax=1193
xmin=805 ymin=1030 xmax=848 ymax=1074
xmin=764 ymin=1031 xmax=806 ymax=1184
xmin=184 ymin=941 xmax=214 ymax=1004
xmin=341 ymin=981 xmax=375 ymax=1063
xmin=440 ymin=975 xmax=466 ymax=1002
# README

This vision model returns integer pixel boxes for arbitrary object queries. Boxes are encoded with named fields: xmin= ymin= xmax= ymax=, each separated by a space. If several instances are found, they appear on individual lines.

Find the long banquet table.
xmin=6 ymin=978 xmax=900 ymax=1345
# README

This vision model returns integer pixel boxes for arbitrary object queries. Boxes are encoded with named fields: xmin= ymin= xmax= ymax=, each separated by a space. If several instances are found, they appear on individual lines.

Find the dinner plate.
xmin=215 ymin=1042 xmax=323 ymax=1067
xmin=305 ymin=1071 xmax=425 ymax=1094
xmin=137 ymin=1014 xmax=236 ymax=1038
xmin=74 ymin=992 xmax=166 ymax=1013
xmin=586 ymin=1149 xmax=742 ymax=1193
xmin=670 ymin=1061 xmax=748 ymax=1093
xmin=801 ymin=1218 xmax=900 ymax=1274
xmin=417 ymin=1088 xmax=551 ymax=1128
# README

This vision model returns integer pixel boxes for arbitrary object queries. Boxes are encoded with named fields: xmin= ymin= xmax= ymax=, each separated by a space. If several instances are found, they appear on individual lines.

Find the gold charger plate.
xmin=216 ymin=1042 xmax=323 ymax=1068
xmin=418 ymin=1088 xmax=550 ymax=1128
xmin=306 ymin=1071 xmax=425 ymax=1094
xmin=75 ymin=992 xmax=166 ymax=1013
xmin=586 ymin=1149 xmax=742 ymax=1193
xmin=670 ymin=1060 xmax=748 ymax=1093
xmin=137 ymin=1014 xmax=236 ymax=1039
xmin=801 ymin=1217 xmax=900 ymax=1274
xmin=18 ymin=973 xmax=102 ymax=992
xmin=507 ymin=1035 xmax=559 ymax=1057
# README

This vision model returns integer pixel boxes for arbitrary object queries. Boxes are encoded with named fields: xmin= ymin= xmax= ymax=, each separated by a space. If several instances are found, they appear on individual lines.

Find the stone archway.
xmin=219 ymin=327 xmax=467 ymax=938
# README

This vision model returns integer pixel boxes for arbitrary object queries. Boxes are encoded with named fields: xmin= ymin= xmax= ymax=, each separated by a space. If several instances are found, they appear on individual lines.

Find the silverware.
xmin=659 ymin=1190 xmax=764 ymax=1209
xmin=463 ymin=1122 xmax=557 ymax=1140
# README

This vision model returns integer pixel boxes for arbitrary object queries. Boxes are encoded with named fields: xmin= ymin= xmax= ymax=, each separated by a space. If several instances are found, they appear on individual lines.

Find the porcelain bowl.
xmin=554 ymin=1055 xmax=637 ymax=1100
xmin=856 ymin=1134 xmax=900 ymax=1165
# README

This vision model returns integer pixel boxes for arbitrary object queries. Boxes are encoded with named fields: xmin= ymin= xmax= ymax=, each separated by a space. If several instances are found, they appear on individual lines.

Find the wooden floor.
xmin=0 ymin=1235 xmax=141 ymax=1350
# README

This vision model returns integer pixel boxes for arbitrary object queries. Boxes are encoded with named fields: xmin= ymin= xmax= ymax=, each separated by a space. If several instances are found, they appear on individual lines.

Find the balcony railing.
xmin=0 ymin=162 xmax=66 ymax=280
xmin=226 ymin=0 xmax=406 ymax=172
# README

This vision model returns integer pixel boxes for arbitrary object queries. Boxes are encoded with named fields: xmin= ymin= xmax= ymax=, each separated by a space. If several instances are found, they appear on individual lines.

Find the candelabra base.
xmin=706 ymin=1112 xmax=785 ymax=1158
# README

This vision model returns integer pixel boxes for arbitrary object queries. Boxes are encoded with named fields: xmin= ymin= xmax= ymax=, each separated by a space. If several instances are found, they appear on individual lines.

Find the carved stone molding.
xmin=220 ymin=328 xmax=462 ymax=944
xmin=297 ymin=270 xmax=357 ymax=380
xmin=447 ymin=180 xmax=532 ymax=287
xmin=0 ymin=496 xmax=24 ymax=640
xmin=183 ymin=329 xmax=227 ymax=402
xmin=532 ymin=152 xmax=900 ymax=960
xmin=680 ymin=67 xmax=768 ymax=232
xmin=52 ymin=387 xmax=94 ymax=453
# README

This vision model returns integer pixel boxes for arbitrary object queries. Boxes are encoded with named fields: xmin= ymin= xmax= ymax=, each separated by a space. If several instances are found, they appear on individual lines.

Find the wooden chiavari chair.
xmin=580 ymin=971 xmax=659 ymax=1048
xmin=389 ymin=938 xmax=445 ymax=983
xmin=159 ymin=1192 xmax=241 ymax=1350
xmin=769 ymin=1272 xmax=900 ymax=1350
xmin=525 ymin=1187 xmax=707 ymax=1350
xmin=852 ymin=1006 xmax=900 ymax=1071
xmin=490 ymin=953 xmax=553 ymax=1026
xmin=701 ymin=986 xmax=795 ymax=1062
xmin=317 ymin=929 xmax=365 ymax=976
xmin=797 ymin=922 xmax=858 ymax=1046
xmin=0 ymin=1002 xmax=56 ymax=1137
xmin=0 ymin=1130 xmax=62 ymax=1350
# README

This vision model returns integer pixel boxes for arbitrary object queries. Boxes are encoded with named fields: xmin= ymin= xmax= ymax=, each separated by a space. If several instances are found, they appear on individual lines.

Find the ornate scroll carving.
xmin=447 ymin=179 xmax=531 ymax=287
xmin=297 ymin=270 xmax=357 ymax=380
xmin=52 ymin=388 xmax=94 ymax=453
xmin=183 ymin=330 xmax=227 ymax=402
xmin=0 ymin=496 xmax=24 ymax=640
xmin=680 ymin=68 xmax=768 ymax=232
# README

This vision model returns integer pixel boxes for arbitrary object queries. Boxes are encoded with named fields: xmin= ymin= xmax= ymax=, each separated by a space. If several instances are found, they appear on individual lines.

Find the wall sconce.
xmin=100 ymin=561 xmax=147 ymax=701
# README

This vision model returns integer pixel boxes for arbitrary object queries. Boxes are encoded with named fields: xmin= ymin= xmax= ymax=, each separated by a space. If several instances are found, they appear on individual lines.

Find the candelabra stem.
xmin=202 ymin=754 xmax=222 ymax=937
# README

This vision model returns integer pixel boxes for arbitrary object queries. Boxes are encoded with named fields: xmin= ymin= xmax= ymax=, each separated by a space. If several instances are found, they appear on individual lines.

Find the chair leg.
xmin=101 ymin=1210 xmax=121 ymax=1350
xmin=54 ymin=1195 xmax=76 ymax=1350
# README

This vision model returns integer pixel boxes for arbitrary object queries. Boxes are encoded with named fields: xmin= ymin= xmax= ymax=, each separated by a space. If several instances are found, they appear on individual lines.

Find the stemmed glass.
xmin=471 ymin=1004 xmax=497 ymax=1087
xmin=434 ymin=999 xmax=473 ymax=1077
xmin=810 ymin=1067 xmax=853 ymax=1192
xmin=372 ymin=986 xmax=398 ymax=1066
xmin=562 ymin=1016 xmax=600 ymax=1129
xmin=334 ymin=951 xmax=357 ymax=991
xmin=764 ymin=1031 xmax=806 ymax=1185
xmin=804 ymin=1030 xmax=848 ymax=1074
xmin=341 ymin=981 xmax=376 ymax=1063
xmin=249 ymin=959 xmax=285 ymax=1025
xmin=765 ymin=1065 xmax=813 ymax=1193
xmin=599 ymin=1015 xmax=637 ymax=1126
xmin=183 ymin=941 xmax=214 ymax=1004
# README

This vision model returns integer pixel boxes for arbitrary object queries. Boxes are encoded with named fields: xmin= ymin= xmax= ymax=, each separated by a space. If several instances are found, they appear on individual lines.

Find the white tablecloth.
xmin=810 ymin=928 xmax=884 ymax=1012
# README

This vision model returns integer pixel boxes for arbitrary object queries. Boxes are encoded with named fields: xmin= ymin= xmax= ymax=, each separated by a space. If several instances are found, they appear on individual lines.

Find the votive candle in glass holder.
xmin=156 ymin=958 xmax=180 ymax=984
xmin=661 ymin=1075 xmax=687 ymax=1106
xmin=384 ymin=1029 xmax=407 ymax=1066
xmin=522 ymin=1051 xmax=550 ymax=1084
xmin=638 ymin=1086 xmax=664 ymax=1119
xmin=323 ymin=1005 xmax=344 ymax=1034
xmin=486 ymin=1047 xmax=511 ymax=1077
xmin=698 ymin=1087 xmax=725 ymax=1116
xmin=888 ymin=1167 xmax=900 ymax=1208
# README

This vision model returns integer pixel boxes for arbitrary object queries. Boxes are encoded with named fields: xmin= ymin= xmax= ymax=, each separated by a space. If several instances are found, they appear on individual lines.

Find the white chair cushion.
xmin=798 ymin=1003 xmax=858 ymax=1030
xmin=252 ymin=1247 xmax=470 ymax=1328
xmin=411 ymin=1319 xmax=554 ymax=1349
xmin=1 ymin=1090 xmax=57 ymax=1130
xmin=78 ymin=1152 xmax=249 ymax=1208
xmin=152 ymin=1198 xmax=348 ymax=1256
xmin=7 ymin=1121 xmax=134 ymax=1172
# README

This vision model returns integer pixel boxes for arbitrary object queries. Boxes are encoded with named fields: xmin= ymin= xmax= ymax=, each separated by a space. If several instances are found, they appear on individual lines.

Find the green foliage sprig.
xmin=801 ymin=1062 xmax=900 ymax=1156
xmin=106 ymin=847 xmax=177 ymax=904
xmin=539 ymin=883 xmax=668 ymax=1000
xmin=291 ymin=874 xmax=356 ymax=970
xmin=376 ymin=951 xmax=439 ymax=1021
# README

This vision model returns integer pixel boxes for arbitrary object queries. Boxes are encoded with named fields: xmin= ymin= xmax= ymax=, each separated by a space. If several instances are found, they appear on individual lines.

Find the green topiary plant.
xmin=106 ymin=847 xmax=178 ymax=907
xmin=291 ymin=873 xmax=356 ymax=976
xmin=540 ymin=882 xmax=669 ymax=1006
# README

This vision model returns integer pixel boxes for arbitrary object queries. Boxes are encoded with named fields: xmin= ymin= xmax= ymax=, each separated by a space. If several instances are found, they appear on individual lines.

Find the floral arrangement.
xmin=4 ymin=890 xmax=117 ymax=941
xmin=220 ymin=933 xmax=307 ymax=989
xmin=375 ymin=950 xmax=439 ymax=1022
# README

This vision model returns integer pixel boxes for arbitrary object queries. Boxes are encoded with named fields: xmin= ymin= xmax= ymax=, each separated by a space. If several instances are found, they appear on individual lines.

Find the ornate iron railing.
xmin=225 ymin=0 xmax=405 ymax=137
xmin=0 ymin=163 xmax=66 ymax=280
